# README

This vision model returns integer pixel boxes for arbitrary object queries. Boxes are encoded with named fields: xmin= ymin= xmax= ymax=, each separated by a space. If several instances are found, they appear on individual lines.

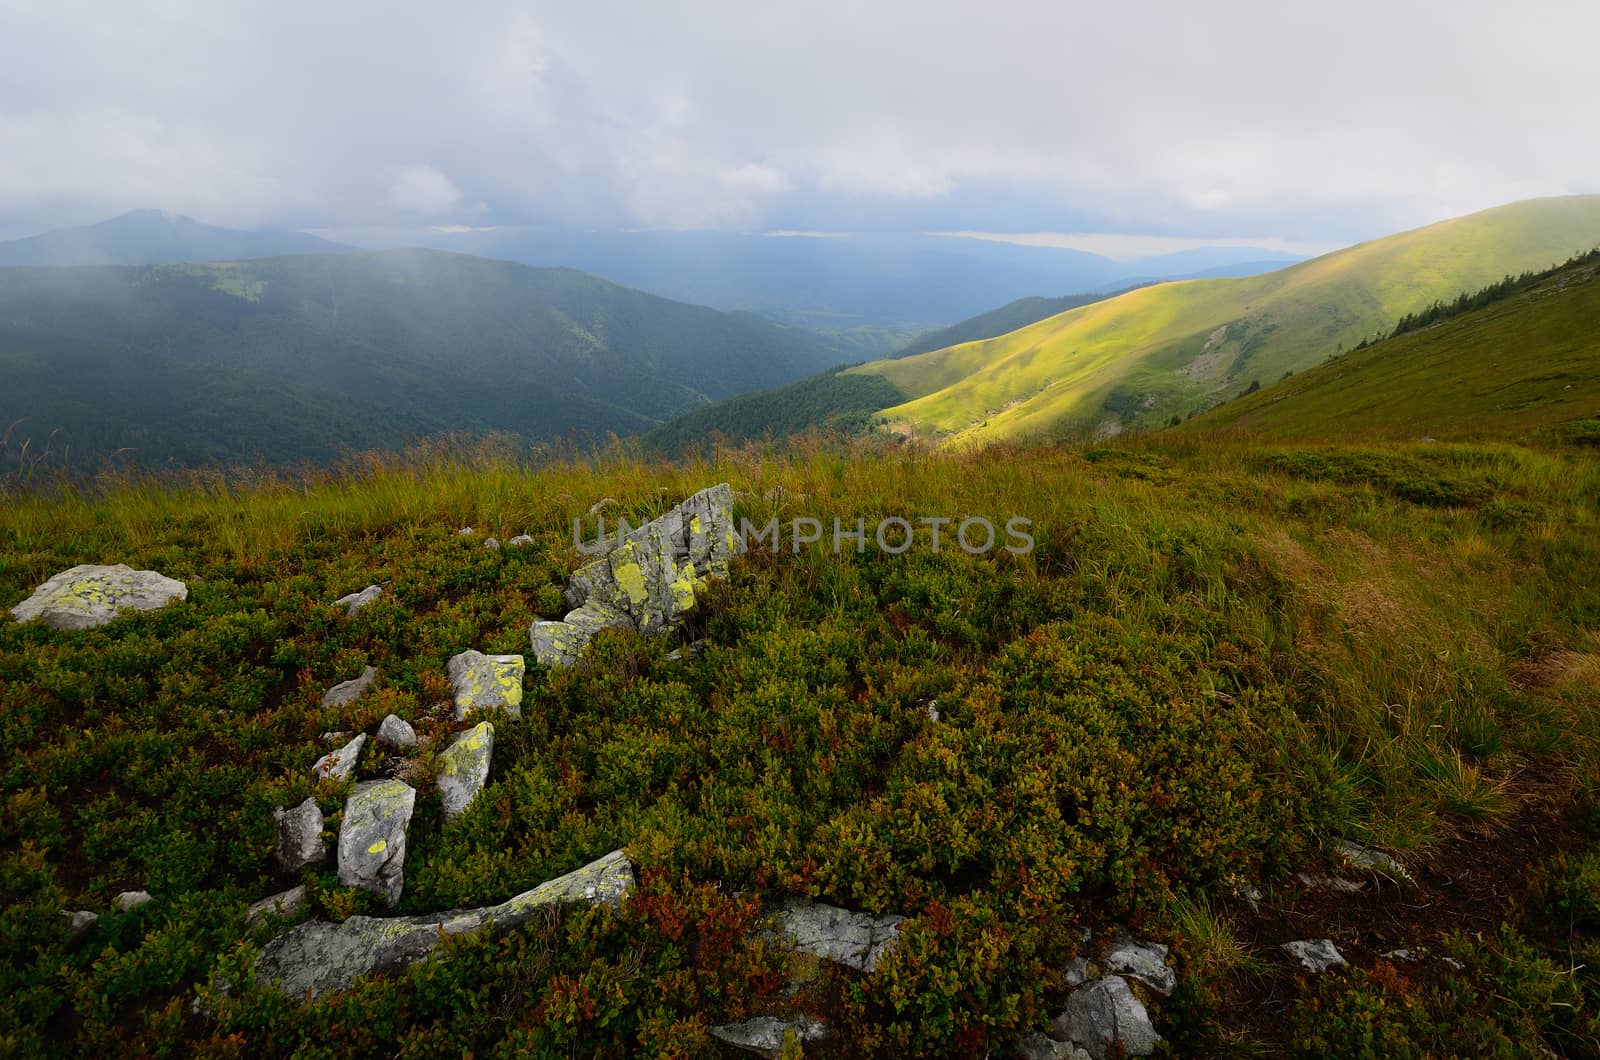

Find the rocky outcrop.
xmin=437 ymin=721 xmax=494 ymax=818
xmin=336 ymin=780 xmax=415 ymax=907
xmin=1282 ymin=938 xmax=1346 ymax=973
xmin=256 ymin=849 xmax=634 ymax=1000
xmin=769 ymin=898 xmax=905 ymax=974
xmin=530 ymin=484 xmax=742 ymax=667
xmin=249 ymin=884 xmax=308 ymax=925
xmin=335 ymin=585 xmax=382 ymax=615
xmin=710 ymin=1015 xmax=826 ymax=1057
xmin=273 ymin=797 xmax=325 ymax=871
xmin=375 ymin=714 xmax=416 ymax=750
xmin=10 ymin=564 xmax=187 ymax=630
xmin=1052 ymin=976 xmax=1161 ymax=1059
xmin=321 ymin=665 xmax=377 ymax=708
xmin=313 ymin=734 xmax=367 ymax=782
xmin=447 ymin=650 xmax=524 ymax=721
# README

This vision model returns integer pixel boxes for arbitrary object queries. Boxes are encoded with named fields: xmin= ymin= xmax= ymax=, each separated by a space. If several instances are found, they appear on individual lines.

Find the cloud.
xmin=0 ymin=0 xmax=1596 ymax=242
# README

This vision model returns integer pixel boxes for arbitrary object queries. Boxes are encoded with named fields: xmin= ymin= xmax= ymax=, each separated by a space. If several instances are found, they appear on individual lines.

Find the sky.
xmin=1 ymin=0 xmax=1597 ymax=247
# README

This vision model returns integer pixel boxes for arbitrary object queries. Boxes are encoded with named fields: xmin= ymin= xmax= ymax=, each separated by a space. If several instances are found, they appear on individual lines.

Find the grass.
xmin=3 ymin=429 xmax=1600 ymax=1054
xmin=850 ymin=195 xmax=1600 ymax=443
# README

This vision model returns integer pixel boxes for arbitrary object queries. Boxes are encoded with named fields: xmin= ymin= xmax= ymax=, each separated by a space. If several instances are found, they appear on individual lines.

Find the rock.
xmin=1017 ymin=1032 xmax=1091 ymax=1060
xmin=320 ymin=731 xmax=350 ymax=744
xmin=375 ymin=714 xmax=416 ymax=750
xmin=273 ymin=797 xmax=325 ymax=871
xmin=770 ymin=898 xmax=905 ymax=974
xmin=457 ymin=526 xmax=474 ymax=536
xmin=508 ymin=534 xmax=535 ymax=547
xmin=336 ymin=780 xmax=416 ymax=907
xmin=313 ymin=734 xmax=367 ymax=782
xmin=62 ymin=909 xmax=98 ymax=943
xmin=1053 ymin=976 xmax=1162 ymax=1059
xmin=532 ymin=483 xmax=742 ymax=667
xmin=437 ymin=722 xmax=494 ymax=818
xmin=1064 ymin=956 xmax=1092 ymax=987
xmin=484 ymin=537 xmax=501 ymax=550
xmin=1103 ymin=934 xmax=1175 ymax=997
xmin=447 ymin=650 xmax=524 ymax=721
xmin=321 ymin=665 xmax=377 ymax=708
xmin=334 ymin=585 xmax=382 ymax=615
xmin=709 ymin=1015 xmax=826 ymax=1057
xmin=10 ymin=564 xmax=187 ymax=630
xmin=1281 ymin=938 xmax=1346 ymax=973
xmin=1297 ymin=872 xmax=1365 ymax=895
xmin=249 ymin=884 xmax=308 ymax=925
xmin=114 ymin=889 xmax=152 ymax=912
xmin=1337 ymin=840 xmax=1413 ymax=884
xmin=256 ymin=849 xmax=633 ymax=1000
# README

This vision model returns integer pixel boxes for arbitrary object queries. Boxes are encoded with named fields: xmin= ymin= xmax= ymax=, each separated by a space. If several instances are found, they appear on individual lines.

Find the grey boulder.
xmin=321 ymin=665 xmax=377 ymax=708
xmin=447 ymin=650 xmax=524 ymax=721
xmin=336 ymin=779 xmax=415 ymax=907
xmin=257 ymin=848 xmax=634 ymax=1000
xmin=11 ymin=564 xmax=186 ymax=630
xmin=1017 ymin=1033 xmax=1091 ymax=1060
xmin=770 ymin=897 xmax=905 ymax=974
xmin=1282 ymin=938 xmax=1346 ymax=973
xmin=313 ymin=734 xmax=367 ymax=782
xmin=375 ymin=713 xmax=417 ymax=750
xmin=114 ymin=889 xmax=152 ymax=912
xmin=62 ymin=909 xmax=98 ymax=943
xmin=437 ymin=721 xmax=494 ymax=818
xmin=709 ymin=1015 xmax=826 ymax=1057
xmin=508 ymin=534 xmax=534 ymax=547
xmin=1103 ymin=934 xmax=1175 ymax=997
xmin=334 ymin=585 xmax=382 ymax=615
xmin=273 ymin=797 xmax=325 ymax=871
xmin=1053 ymin=976 xmax=1162 ymax=1059
xmin=249 ymin=884 xmax=308 ymax=925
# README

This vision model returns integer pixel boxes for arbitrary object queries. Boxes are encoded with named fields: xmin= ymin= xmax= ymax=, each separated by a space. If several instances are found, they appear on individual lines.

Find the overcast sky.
xmin=2 ymin=0 xmax=1597 ymax=246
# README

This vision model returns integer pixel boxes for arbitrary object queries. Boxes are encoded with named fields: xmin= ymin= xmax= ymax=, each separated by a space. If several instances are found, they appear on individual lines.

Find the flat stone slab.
xmin=249 ymin=884 xmax=308 ymax=925
xmin=321 ymin=666 xmax=378 ymax=709
xmin=770 ymin=898 xmax=905 ymax=974
xmin=437 ymin=721 xmax=493 ymax=818
xmin=256 ymin=849 xmax=634 ymax=1000
xmin=709 ymin=1015 xmax=826 ymax=1057
xmin=1338 ymin=839 xmax=1413 ymax=884
xmin=336 ymin=779 xmax=415 ymax=907
xmin=447 ymin=650 xmax=524 ymax=721
xmin=1282 ymin=938 xmax=1347 ymax=973
xmin=11 ymin=564 xmax=186 ymax=630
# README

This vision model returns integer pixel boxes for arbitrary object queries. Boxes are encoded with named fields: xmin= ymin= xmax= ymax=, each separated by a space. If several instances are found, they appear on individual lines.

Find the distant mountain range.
xmin=0 ymin=250 xmax=856 ymax=468
xmin=0 ymin=209 xmax=353 ymax=266
xmin=851 ymin=195 xmax=1600 ymax=443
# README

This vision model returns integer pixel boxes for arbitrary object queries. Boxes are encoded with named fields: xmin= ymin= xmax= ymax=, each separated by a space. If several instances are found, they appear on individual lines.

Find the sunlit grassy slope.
xmin=1187 ymin=254 xmax=1600 ymax=441
xmin=854 ymin=196 xmax=1600 ymax=443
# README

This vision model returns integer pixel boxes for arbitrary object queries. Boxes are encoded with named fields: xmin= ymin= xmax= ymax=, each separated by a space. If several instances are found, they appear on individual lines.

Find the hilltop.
xmin=1186 ymin=251 xmax=1600 ymax=441
xmin=850 ymin=196 xmax=1600 ymax=443
xmin=0 ymin=250 xmax=853 ymax=467
xmin=0 ymin=209 xmax=353 ymax=266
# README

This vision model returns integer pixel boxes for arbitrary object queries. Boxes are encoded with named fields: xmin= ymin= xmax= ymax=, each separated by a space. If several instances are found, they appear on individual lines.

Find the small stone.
xmin=62 ymin=909 xmax=98 ymax=943
xmin=1064 ymin=956 xmax=1092 ymax=987
xmin=770 ymin=898 xmax=905 ymax=974
xmin=1297 ymin=872 xmax=1365 ymax=895
xmin=447 ymin=650 xmax=524 ymax=721
xmin=1053 ymin=976 xmax=1162 ymax=1059
xmin=273 ymin=797 xmax=325 ymax=871
xmin=375 ymin=713 xmax=416 ymax=750
xmin=437 ymin=722 xmax=494 ymax=818
xmin=1337 ymin=840 xmax=1413 ymax=884
xmin=334 ymin=585 xmax=382 ymax=615
xmin=248 ymin=884 xmax=308 ymax=924
xmin=1281 ymin=938 xmax=1346 ymax=973
xmin=508 ymin=534 xmax=535 ymax=547
xmin=336 ymin=779 xmax=416 ymax=907
xmin=10 ymin=564 xmax=187 ymax=630
xmin=1103 ymin=934 xmax=1175 ymax=997
xmin=1017 ymin=1033 xmax=1090 ymax=1060
xmin=709 ymin=1015 xmax=826 ymax=1057
xmin=114 ymin=890 xmax=152 ymax=912
xmin=320 ymin=731 xmax=349 ymax=744
xmin=313 ymin=733 xmax=367 ymax=782
xmin=321 ymin=665 xmax=377 ymax=708
xmin=484 ymin=537 xmax=501 ymax=550
xmin=588 ymin=497 xmax=618 ymax=515
xmin=457 ymin=526 xmax=474 ymax=536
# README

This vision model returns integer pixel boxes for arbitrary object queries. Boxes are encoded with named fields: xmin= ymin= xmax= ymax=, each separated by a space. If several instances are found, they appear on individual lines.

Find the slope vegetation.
xmin=0 ymin=250 xmax=851 ymax=466
xmin=853 ymin=196 xmax=1600 ymax=443
xmin=1188 ymin=252 xmax=1600 ymax=441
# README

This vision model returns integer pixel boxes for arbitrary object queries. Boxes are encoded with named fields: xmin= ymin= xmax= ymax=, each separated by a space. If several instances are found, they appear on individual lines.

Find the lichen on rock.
xmin=10 ymin=564 xmax=187 ymax=630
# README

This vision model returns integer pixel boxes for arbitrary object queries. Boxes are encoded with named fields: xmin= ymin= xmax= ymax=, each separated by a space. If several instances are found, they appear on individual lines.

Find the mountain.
xmin=0 ymin=250 xmax=854 ymax=468
xmin=642 ymin=367 xmax=907 ymax=453
xmin=891 ymin=289 xmax=1139 ymax=360
xmin=1185 ymin=250 xmax=1600 ymax=441
xmin=323 ymin=226 xmax=1301 ymax=328
xmin=849 ymin=196 xmax=1600 ymax=444
xmin=0 ymin=209 xmax=353 ymax=266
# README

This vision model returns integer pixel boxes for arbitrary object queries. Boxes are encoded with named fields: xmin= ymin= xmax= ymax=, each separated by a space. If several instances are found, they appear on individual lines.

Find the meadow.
xmin=3 ymin=429 xmax=1599 ymax=1056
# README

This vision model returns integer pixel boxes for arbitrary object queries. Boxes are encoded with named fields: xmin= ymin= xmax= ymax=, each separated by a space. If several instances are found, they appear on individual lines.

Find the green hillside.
xmin=642 ymin=367 xmax=906 ymax=453
xmin=1188 ymin=252 xmax=1600 ymax=441
xmin=890 ymin=290 xmax=1130 ymax=359
xmin=0 ymin=250 xmax=852 ymax=467
xmin=853 ymin=196 xmax=1600 ymax=444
